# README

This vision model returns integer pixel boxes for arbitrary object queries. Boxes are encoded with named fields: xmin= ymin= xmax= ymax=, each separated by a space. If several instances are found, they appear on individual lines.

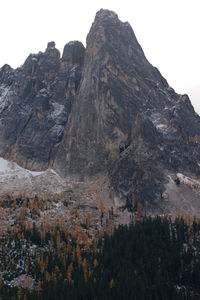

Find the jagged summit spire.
xmin=47 ymin=41 xmax=56 ymax=49
xmin=86 ymin=7 xmax=146 ymax=68
xmin=62 ymin=41 xmax=85 ymax=66
xmin=45 ymin=41 xmax=60 ymax=58
xmin=93 ymin=8 xmax=131 ymax=29
xmin=0 ymin=9 xmax=200 ymax=213
xmin=94 ymin=9 xmax=119 ymax=22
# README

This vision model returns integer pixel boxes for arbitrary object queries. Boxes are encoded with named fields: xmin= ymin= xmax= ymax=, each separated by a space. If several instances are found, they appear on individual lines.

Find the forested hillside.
xmin=1 ymin=196 xmax=200 ymax=299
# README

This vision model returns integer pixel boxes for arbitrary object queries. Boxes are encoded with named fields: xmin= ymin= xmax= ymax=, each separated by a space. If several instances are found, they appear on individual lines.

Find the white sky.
xmin=0 ymin=0 xmax=199 ymax=113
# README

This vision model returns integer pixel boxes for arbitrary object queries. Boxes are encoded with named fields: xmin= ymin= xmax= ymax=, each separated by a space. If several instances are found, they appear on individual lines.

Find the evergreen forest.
xmin=0 ymin=194 xmax=200 ymax=300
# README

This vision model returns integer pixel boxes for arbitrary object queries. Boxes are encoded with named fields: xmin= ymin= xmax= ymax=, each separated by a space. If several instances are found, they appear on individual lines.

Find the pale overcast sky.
xmin=0 ymin=0 xmax=199 ymax=113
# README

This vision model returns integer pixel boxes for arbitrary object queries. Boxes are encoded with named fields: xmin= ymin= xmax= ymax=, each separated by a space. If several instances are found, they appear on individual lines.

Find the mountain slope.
xmin=0 ymin=9 xmax=200 ymax=213
xmin=54 ymin=9 xmax=200 ymax=208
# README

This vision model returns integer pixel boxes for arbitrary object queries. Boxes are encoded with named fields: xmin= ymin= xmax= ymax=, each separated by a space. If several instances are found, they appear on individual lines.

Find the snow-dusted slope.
xmin=164 ymin=173 xmax=200 ymax=217
xmin=0 ymin=157 xmax=66 ymax=196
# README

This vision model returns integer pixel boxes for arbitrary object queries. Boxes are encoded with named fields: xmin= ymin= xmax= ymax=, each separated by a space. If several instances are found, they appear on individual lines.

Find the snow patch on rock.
xmin=156 ymin=123 xmax=168 ymax=131
xmin=0 ymin=85 xmax=11 ymax=113
xmin=51 ymin=101 xmax=64 ymax=119
xmin=0 ymin=157 xmax=66 ymax=196
xmin=177 ymin=173 xmax=200 ymax=188
xmin=163 ymin=173 xmax=200 ymax=217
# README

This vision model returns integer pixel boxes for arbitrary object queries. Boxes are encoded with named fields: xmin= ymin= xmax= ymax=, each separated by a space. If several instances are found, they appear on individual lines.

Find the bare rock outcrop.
xmin=0 ymin=9 xmax=200 ymax=211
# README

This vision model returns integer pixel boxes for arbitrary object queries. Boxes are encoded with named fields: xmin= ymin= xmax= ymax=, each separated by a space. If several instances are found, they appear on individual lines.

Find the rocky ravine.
xmin=0 ymin=9 xmax=200 ymax=216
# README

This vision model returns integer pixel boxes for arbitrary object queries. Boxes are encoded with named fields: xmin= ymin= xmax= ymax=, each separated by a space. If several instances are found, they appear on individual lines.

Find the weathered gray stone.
xmin=0 ymin=41 xmax=85 ymax=169
xmin=0 ymin=9 xmax=200 ymax=209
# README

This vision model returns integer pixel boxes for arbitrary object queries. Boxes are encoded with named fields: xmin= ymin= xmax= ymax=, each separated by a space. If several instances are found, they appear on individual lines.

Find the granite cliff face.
xmin=0 ymin=9 xmax=200 ymax=211
xmin=0 ymin=40 xmax=85 ymax=170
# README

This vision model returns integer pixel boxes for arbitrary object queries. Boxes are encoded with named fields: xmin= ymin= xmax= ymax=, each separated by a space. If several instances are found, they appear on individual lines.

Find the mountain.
xmin=0 ymin=9 xmax=200 ymax=215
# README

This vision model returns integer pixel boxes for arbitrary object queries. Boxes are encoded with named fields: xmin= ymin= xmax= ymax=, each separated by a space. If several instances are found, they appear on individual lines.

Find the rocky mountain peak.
xmin=90 ymin=8 xmax=122 ymax=30
xmin=1 ymin=64 xmax=13 ymax=72
xmin=54 ymin=9 xmax=171 ymax=179
xmin=0 ymin=64 xmax=13 ymax=85
xmin=47 ymin=41 xmax=56 ymax=49
xmin=95 ymin=8 xmax=118 ymax=21
xmin=45 ymin=41 xmax=60 ymax=59
xmin=87 ymin=9 xmax=146 ymax=66
xmin=0 ymin=9 xmax=200 ymax=213
xmin=62 ymin=41 xmax=85 ymax=66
